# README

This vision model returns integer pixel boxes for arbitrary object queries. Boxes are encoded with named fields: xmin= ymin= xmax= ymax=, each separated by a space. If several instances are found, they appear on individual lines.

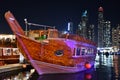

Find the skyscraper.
xmin=67 ymin=22 xmax=73 ymax=34
xmin=77 ymin=10 xmax=88 ymax=38
xmin=112 ymin=24 xmax=120 ymax=52
xmin=77 ymin=10 xmax=95 ymax=41
xmin=98 ymin=7 xmax=112 ymax=52
xmin=89 ymin=24 xmax=95 ymax=42
xmin=103 ymin=21 xmax=111 ymax=47
xmin=98 ymin=7 xmax=104 ymax=48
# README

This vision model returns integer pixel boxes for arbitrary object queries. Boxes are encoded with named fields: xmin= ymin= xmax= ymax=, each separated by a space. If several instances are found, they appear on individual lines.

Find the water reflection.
xmin=113 ymin=55 xmax=120 ymax=79
xmin=0 ymin=55 xmax=120 ymax=80
xmin=30 ymin=68 xmax=95 ymax=80
xmin=0 ymin=67 xmax=95 ymax=80
xmin=95 ymin=54 xmax=120 ymax=80
xmin=0 ymin=69 xmax=35 ymax=80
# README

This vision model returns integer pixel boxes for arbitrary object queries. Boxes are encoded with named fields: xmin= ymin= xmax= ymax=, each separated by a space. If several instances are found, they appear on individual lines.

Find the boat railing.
xmin=24 ymin=19 xmax=59 ymax=39
xmin=27 ymin=22 xmax=55 ymax=29
xmin=24 ymin=18 xmax=55 ymax=34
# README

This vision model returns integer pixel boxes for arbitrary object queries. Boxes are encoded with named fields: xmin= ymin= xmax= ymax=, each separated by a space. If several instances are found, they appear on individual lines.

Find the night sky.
xmin=0 ymin=0 xmax=120 ymax=34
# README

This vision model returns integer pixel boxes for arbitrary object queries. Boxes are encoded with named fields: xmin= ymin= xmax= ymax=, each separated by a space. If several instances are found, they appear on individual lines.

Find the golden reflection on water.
xmin=3 ymin=69 xmax=35 ymax=80
xmin=113 ymin=55 xmax=119 ymax=79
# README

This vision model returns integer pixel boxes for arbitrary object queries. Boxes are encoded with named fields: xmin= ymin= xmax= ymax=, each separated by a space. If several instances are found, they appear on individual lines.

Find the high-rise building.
xmin=98 ymin=7 xmax=112 ymax=52
xmin=77 ymin=10 xmax=95 ymax=41
xmin=88 ymin=24 xmax=95 ymax=42
xmin=67 ymin=22 xmax=73 ymax=34
xmin=103 ymin=21 xmax=111 ymax=47
xmin=112 ymin=24 xmax=120 ymax=52
xmin=98 ymin=7 xmax=104 ymax=48
xmin=77 ymin=10 xmax=88 ymax=38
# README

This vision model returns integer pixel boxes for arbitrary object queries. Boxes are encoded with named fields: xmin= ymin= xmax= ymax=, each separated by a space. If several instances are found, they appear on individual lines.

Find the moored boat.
xmin=4 ymin=11 xmax=97 ymax=75
xmin=0 ymin=47 xmax=20 ymax=65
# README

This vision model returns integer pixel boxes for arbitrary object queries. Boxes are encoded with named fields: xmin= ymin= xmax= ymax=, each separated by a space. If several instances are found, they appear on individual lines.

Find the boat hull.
xmin=30 ymin=59 xmax=95 ymax=75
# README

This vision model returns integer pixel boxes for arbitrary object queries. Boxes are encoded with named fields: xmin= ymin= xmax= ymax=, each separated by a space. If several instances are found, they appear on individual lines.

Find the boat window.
xmin=55 ymin=50 xmax=64 ymax=56
xmin=76 ymin=48 xmax=81 ymax=56
xmin=87 ymin=48 xmax=91 ymax=54
xmin=81 ymin=48 xmax=85 ymax=55
xmin=91 ymin=49 xmax=94 ymax=54
xmin=3 ymin=48 xmax=11 ymax=56
xmin=13 ymin=48 xmax=19 ymax=55
xmin=73 ymin=48 xmax=81 ymax=56
xmin=73 ymin=48 xmax=76 ymax=56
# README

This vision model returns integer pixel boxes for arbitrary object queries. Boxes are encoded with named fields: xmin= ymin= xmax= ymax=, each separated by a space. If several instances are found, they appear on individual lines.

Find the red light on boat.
xmin=85 ymin=73 xmax=92 ymax=80
xmin=85 ymin=62 xmax=91 ymax=69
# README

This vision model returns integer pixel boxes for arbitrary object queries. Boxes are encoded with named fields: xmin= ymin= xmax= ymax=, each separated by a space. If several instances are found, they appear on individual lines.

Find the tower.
xmin=98 ymin=7 xmax=104 ymax=48
xmin=112 ymin=25 xmax=120 ymax=52
xmin=67 ymin=22 xmax=73 ymax=34
xmin=78 ymin=10 xmax=88 ymax=38
xmin=98 ymin=7 xmax=112 ymax=52
xmin=103 ymin=21 xmax=111 ymax=47
xmin=88 ymin=24 xmax=95 ymax=42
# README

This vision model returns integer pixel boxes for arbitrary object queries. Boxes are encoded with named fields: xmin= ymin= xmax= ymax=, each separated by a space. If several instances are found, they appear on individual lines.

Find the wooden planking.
xmin=4 ymin=11 xmax=25 ymax=35
xmin=61 ymin=34 xmax=96 ymax=46
xmin=17 ymin=34 xmax=74 ymax=66
xmin=17 ymin=35 xmax=42 ymax=61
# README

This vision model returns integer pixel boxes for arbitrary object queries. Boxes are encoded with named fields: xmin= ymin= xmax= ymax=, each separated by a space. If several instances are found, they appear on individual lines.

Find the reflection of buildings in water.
xmin=1 ymin=69 xmax=35 ymax=80
xmin=95 ymin=53 xmax=114 ymax=67
xmin=95 ymin=55 xmax=115 ymax=80
xmin=113 ymin=55 xmax=119 ymax=78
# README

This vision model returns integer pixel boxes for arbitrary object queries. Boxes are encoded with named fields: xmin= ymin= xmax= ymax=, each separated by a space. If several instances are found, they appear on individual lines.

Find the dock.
xmin=0 ymin=63 xmax=30 ymax=73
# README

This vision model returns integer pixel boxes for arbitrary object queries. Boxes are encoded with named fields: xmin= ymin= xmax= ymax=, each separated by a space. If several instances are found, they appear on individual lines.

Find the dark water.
xmin=0 ymin=54 xmax=120 ymax=80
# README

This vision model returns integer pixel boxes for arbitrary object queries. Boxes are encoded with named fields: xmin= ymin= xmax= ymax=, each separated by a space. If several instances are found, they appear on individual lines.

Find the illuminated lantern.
xmin=85 ymin=62 xmax=91 ymax=69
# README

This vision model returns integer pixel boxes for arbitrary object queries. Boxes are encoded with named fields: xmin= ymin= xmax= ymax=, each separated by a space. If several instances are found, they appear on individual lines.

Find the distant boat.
xmin=4 ymin=11 xmax=97 ymax=75
xmin=0 ymin=47 xmax=20 ymax=65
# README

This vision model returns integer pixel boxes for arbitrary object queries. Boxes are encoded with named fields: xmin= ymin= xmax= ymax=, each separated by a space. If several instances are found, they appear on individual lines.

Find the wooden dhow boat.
xmin=4 ymin=11 xmax=97 ymax=75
